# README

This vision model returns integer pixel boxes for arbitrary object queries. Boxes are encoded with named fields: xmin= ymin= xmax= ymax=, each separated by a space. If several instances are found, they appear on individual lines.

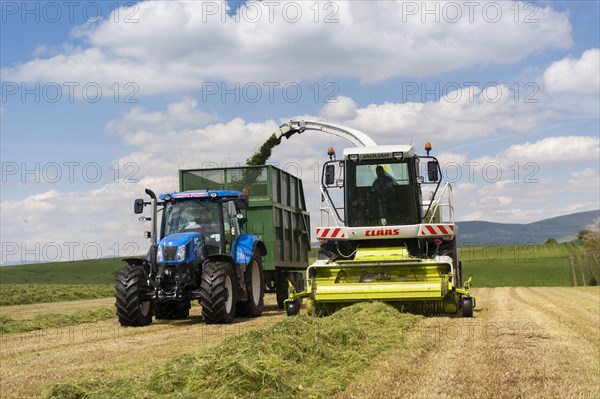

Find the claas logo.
xmin=365 ymin=229 xmax=400 ymax=236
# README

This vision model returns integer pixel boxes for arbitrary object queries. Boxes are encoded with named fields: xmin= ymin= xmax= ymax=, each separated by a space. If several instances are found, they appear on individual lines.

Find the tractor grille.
xmin=164 ymin=246 xmax=178 ymax=261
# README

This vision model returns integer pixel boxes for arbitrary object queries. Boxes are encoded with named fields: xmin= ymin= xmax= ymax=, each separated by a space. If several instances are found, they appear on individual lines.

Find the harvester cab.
xmin=116 ymin=189 xmax=267 ymax=326
xmin=274 ymin=120 xmax=475 ymax=317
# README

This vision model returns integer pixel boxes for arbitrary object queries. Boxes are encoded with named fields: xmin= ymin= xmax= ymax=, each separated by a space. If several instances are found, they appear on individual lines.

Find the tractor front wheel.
xmin=115 ymin=264 xmax=153 ymax=327
xmin=201 ymin=261 xmax=237 ymax=324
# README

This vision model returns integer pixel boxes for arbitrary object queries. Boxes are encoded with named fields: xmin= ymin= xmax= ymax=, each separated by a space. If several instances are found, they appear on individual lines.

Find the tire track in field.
xmin=544 ymin=286 xmax=600 ymax=309
xmin=509 ymin=287 xmax=599 ymax=345
xmin=0 ymin=296 xmax=285 ymax=399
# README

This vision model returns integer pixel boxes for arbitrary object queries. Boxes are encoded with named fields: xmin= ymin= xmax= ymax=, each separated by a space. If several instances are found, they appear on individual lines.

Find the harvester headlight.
xmin=164 ymin=194 xmax=172 ymax=201
xmin=348 ymin=154 xmax=359 ymax=162
xmin=392 ymin=152 xmax=404 ymax=161
xmin=176 ymin=244 xmax=186 ymax=261
xmin=157 ymin=246 xmax=164 ymax=262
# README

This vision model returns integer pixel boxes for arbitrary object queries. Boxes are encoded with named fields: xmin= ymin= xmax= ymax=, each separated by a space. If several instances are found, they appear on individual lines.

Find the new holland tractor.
xmin=273 ymin=120 xmax=475 ymax=317
xmin=116 ymin=189 xmax=267 ymax=326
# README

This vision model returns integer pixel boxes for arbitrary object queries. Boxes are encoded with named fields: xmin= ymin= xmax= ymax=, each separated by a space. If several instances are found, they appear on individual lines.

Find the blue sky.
xmin=1 ymin=0 xmax=599 ymax=264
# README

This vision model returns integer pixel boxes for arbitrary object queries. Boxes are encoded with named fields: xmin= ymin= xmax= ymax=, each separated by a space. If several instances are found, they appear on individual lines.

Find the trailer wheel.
xmin=154 ymin=301 xmax=190 ymax=320
xmin=115 ymin=264 xmax=153 ymax=327
xmin=276 ymin=271 xmax=288 ymax=309
xmin=236 ymin=257 xmax=265 ymax=318
xmin=461 ymin=297 xmax=473 ymax=318
xmin=201 ymin=261 xmax=236 ymax=324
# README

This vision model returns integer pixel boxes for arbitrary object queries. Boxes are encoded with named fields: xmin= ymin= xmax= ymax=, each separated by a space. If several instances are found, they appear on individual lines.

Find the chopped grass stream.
xmin=48 ymin=302 xmax=421 ymax=399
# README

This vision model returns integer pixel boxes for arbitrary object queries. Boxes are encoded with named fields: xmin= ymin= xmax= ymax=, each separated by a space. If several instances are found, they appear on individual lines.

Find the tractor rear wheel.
xmin=115 ymin=264 xmax=153 ymax=327
xmin=154 ymin=301 xmax=190 ymax=320
xmin=200 ymin=261 xmax=237 ymax=324
xmin=236 ymin=257 xmax=265 ymax=318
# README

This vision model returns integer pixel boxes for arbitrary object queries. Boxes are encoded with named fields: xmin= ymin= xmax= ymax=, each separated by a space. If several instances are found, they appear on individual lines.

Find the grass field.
xmin=0 ymin=284 xmax=115 ymax=306
xmin=0 ymin=243 xmax=586 ymax=307
xmin=0 ymin=258 xmax=123 ymax=306
xmin=0 ymin=258 xmax=123 ymax=285
xmin=3 ymin=287 xmax=588 ymax=399
xmin=461 ymin=242 xmax=580 ymax=287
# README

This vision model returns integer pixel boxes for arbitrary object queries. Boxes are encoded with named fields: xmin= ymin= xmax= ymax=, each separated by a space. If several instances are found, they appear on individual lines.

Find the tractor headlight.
xmin=176 ymin=244 xmax=186 ymax=261
xmin=157 ymin=246 xmax=164 ymax=262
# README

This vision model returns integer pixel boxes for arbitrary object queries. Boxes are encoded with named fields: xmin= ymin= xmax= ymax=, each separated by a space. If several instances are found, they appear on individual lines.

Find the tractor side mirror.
xmin=427 ymin=161 xmax=439 ymax=182
xmin=134 ymin=198 xmax=144 ymax=214
xmin=325 ymin=164 xmax=335 ymax=185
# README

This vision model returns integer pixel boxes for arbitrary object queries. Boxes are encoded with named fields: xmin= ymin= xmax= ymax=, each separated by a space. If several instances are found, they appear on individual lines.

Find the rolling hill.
xmin=457 ymin=210 xmax=599 ymax=245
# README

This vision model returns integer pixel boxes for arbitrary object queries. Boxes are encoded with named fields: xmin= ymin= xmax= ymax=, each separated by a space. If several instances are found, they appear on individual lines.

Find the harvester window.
xmin=347 ymin=161 xmax=418 ymax=227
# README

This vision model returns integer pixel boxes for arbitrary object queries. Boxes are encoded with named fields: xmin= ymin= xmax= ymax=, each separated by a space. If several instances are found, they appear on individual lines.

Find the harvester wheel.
xmin=276 ymin=272 xmax=304 ymax=309
xmin=286 ymin=300 xmax=300 ymax=316
xmin=461 ymin=297 xmax=473 ymax=318
xmin=201 ymin=261 xmax=237 ymax=324
xmin=154 ymin=301 xmax=190 ymax=320
xmin=235 ymin=257 xmax=265 ymax=318
xmin=115 ymin=264 xmax=153 ymax=327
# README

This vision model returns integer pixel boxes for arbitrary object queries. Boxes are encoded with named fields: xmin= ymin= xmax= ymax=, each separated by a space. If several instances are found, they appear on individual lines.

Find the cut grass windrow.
xmin=0 ymin=284 xmax=115 ymax=306
xmin=0 ymin=307 xmax=116 ymax=334
xmin=48 ymin=302 xmax=422 ymax=399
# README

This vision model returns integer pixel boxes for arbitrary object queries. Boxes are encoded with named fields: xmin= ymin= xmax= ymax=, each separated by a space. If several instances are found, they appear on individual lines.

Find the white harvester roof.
xmin=342 ymin=145 xmax=416 ymax=161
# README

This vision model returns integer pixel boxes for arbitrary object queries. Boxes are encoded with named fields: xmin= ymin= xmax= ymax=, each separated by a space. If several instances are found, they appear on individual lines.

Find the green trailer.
xmin=179 ymin=165 xmax=311 ymax=308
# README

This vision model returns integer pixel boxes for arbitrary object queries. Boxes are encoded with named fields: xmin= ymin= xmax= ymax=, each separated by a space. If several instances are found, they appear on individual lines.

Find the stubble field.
xmin=1 ymin=287 xmax=598 ymax=398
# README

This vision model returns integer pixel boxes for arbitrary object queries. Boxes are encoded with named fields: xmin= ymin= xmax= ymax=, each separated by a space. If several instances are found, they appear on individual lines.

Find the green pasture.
xmin=461 ymin=242 xmax=580 ymax=287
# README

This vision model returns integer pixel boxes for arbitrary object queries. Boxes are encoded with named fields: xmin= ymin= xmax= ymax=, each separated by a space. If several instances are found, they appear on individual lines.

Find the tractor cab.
xmin=158 ymin=191 xmax=246 ymax=260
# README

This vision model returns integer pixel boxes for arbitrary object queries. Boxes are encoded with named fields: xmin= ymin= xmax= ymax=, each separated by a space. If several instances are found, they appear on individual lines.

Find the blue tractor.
xmin=116 ymin=189 xmax=267 ymax=326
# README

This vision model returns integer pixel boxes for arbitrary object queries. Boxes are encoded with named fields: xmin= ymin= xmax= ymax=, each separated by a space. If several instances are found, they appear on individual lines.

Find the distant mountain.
xmin=457 ymin=210 xmax=600 ymax=245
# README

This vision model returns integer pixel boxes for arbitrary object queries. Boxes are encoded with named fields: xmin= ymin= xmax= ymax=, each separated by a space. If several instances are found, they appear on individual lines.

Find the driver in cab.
xmin=372 ymin=165 xmax=395 ymax=192
xmin=182 ymin=208 xmax=216 ymax=232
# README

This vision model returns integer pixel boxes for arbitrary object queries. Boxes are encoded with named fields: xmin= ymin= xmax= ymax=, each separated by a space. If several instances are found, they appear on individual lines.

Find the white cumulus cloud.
xmin=544 ymin=48 xmax=600 ymax=95
xmin=1 ymin=1 xmax=572 ymax=95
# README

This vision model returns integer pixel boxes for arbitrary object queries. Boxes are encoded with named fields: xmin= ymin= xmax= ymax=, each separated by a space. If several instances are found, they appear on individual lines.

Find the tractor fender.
xmin=123 ymin=258 xmax=145 ymax=266
xmin=232 ymin=234 xmax=267 ymax=267
xmin=122 ymin=258 xmax=153 ymax=282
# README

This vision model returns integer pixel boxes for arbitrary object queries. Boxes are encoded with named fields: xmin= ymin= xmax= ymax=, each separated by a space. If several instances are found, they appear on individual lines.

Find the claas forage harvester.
xmin=272 ymin=120 xmax=475 ymax=317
